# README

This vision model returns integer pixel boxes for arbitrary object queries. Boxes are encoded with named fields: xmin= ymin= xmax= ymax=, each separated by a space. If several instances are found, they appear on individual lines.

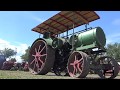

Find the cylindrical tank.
xmin=52 ymin=38 xmax=66 ymax=49
xmin=69 ymin=27 xmax=106 ymax=48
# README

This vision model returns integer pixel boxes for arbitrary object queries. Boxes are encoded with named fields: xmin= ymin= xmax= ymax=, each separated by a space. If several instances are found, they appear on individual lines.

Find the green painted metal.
xmin=76 ymin=44 xmax=96 ymax=51
xmin=43 ymin=38 xmax=53 ymax=46
xmin=42 ymin=32 xmax=54 ymax=46
xmin=52 ymin=38 xmax=66 ymax=49
xmin=69 ymin=27 xmax=106 ymax=49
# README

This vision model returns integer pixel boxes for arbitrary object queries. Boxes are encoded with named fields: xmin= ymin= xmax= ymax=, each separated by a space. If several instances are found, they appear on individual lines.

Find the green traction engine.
xmin=28 ymin=11 xmax=119 ymax=79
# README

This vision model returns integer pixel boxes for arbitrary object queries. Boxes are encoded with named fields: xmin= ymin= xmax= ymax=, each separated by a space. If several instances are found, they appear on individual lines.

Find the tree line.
xmin=106 ymin=43 xmax=120 ymax=62
xmin=0 ymin=48 xmax=17 ymax=62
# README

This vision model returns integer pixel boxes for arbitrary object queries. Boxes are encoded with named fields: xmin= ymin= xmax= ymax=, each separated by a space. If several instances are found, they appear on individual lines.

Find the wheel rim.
xmin=67 ymin=51 xmax=89 ymax=78
xmin=97 ymin=56 xmax=119 ymax=79
xmin=29 ymin=40 xmax=47 ymax=74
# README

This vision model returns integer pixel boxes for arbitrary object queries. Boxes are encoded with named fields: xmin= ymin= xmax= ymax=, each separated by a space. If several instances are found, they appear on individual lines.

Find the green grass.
xmin=0 ymin=70 xmax=75 ymax=79
xmin=0 ymin=70 xmax=119 ymax=79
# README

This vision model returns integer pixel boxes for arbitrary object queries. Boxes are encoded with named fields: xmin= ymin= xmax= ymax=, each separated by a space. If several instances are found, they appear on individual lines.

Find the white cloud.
xmin=0 ymin=38 xmax=28 ymax=62
xmin=112 ymin=18 xmax=120 ymax=25
xmin=15 ymin=55 xmax=23 ymax=63
xmin=31 ymin=16 xmax=44 ymax=22
xmin=106 ymin=33 xmax=120 ymax=45
xmin=16 ymin=44 xmax=28 ymax=55
xmin=106 ymin=39 xmax=112 ymax=45
xmin=22 ymin=12 xmax=45 ymax=23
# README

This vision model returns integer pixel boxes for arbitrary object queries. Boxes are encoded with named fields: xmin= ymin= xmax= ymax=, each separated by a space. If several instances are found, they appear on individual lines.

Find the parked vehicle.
xmin=0 ymin=55 xmax=6 ymax=69
xmin=28 ymin=11 xmax=119 ymax=79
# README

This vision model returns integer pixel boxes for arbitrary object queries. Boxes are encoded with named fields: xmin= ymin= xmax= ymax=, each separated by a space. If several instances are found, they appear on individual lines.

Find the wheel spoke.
xmin=40 ymin=54 xmax=47 ymax=57
xmin=38 ymin=45 xmax=41 ymax=52
xmin=30 ymin=58 xmax=35 ymax=65
xmin=40 ymin=45 xmax=46 ymax=53
xmin=35 ymin=48 xmax=37 ymax=53
xmin=73 ymin=65 xmax=76 ymax=75
xmin=33 ymin=61 xmax=36 ymax=71
xmin=75 ymin=55 xmax=77 ymax=61
xmin=77 ymin=63 xmax=82 ymax=73
xmin=36 ymin=60 xmax=39 ymax=69
xmin=38 ymin=58 xmax=44 ymax=64
xmin=79 ymin=58 xmax=83 ymax=64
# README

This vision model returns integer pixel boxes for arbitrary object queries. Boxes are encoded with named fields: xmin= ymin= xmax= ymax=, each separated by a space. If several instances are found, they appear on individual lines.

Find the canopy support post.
xmin=72 ymin=23 xmax=75 ymax=51
xmin=39 ymin=33 xmax=41 ymax=38
xmin=85 ymin=23 xmax=89 ymax=31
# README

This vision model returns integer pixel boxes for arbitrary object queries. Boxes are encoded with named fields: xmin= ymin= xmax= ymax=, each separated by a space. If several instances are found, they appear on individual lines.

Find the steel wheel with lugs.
xmin=28 ymin=38 xmax=55 ymax=75
xmin=67 ymin=51 xmax=90 ymax=78
xmin=96 ymin=56 xmax=119 ymax=79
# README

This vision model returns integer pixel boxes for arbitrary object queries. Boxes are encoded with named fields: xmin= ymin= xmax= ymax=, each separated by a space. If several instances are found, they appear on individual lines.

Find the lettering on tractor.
xmin=28 ymin=11 xmax=119 ymax=79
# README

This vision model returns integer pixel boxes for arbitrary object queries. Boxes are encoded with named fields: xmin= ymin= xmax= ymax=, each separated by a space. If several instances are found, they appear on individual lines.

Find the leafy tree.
xmin=106 ymin=43 xmax=120 ymax=61
xmin=21 ymin=46 xmax=30 ymax=62
xmin=1 ymin=48 xmax=17 ymax=59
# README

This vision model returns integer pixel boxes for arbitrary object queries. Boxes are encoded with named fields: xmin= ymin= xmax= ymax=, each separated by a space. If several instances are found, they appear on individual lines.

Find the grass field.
xmin=0 ymin=70 xmax=74 ymax=79
xmin=0 ymin=70 xmax=120 ymax=79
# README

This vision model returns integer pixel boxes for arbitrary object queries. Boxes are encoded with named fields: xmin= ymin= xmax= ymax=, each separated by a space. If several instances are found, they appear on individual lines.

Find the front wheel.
xmin=28 ymin=39 xmax=55 ymax=75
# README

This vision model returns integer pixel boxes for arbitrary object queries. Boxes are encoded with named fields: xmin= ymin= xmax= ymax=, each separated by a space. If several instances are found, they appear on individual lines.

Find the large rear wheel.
xmin=67 ymin=51 xmax=90 ymax=78
xmin=28 ymin=39 xmax=55 ymax=75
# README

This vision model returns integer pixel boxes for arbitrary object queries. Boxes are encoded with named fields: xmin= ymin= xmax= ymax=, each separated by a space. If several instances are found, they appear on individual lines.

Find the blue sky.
xmin=0 ymin=11 xmax=120 ymax=62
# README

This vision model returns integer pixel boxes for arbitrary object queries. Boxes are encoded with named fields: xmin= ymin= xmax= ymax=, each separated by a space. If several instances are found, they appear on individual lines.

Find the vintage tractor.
xmin=28 ymin=11 xmax=119 ymax=79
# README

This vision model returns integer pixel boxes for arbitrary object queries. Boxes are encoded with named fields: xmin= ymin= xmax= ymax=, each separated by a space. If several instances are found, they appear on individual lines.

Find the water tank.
xmin=69 ymin=27 xmax=106 ymax=48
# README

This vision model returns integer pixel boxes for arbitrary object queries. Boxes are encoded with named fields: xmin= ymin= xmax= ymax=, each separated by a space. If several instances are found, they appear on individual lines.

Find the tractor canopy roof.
xmin=32 ymin=11 xmax=100 ymax=35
